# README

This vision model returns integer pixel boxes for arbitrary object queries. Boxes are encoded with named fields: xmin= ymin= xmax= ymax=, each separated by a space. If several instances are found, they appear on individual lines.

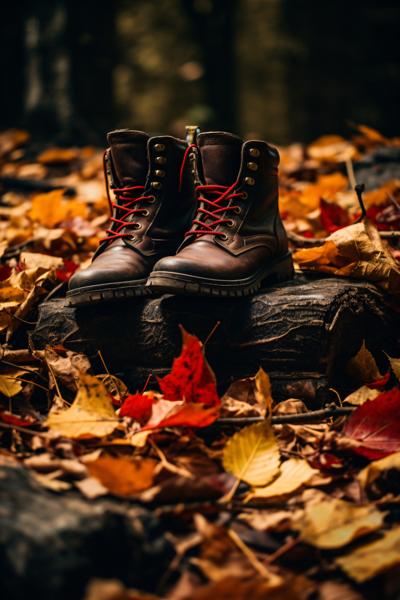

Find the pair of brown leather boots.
xmin=67 ymin=129 xmax=293 ymax=306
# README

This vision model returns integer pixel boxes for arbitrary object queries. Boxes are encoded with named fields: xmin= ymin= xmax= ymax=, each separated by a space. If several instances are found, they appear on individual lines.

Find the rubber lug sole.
xmin=146 ymin=253 xmax=294 ymax=297
xmin=66 ymin=279 xmax=151 ymax=307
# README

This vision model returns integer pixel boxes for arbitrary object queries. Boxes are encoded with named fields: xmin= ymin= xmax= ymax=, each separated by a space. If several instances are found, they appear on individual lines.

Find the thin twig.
xmin=354 ymin=183 xmax=367 ymax=221
xmin=0 ymin=421 xmax=48 ymax=437
xmin=227 ymin=528 xmax=281 ymax=584
xmin=215 ymin=405 xmax=354 ymax=428
xmin=204 ymin=320 xmax=221 ymax=346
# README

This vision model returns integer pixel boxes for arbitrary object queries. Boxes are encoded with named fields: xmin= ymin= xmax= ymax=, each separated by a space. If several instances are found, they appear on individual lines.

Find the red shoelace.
xmin=100 ymin=151 xmax=153 ymax=244
xmin=186 ymin=181 xmax=246 ymax=238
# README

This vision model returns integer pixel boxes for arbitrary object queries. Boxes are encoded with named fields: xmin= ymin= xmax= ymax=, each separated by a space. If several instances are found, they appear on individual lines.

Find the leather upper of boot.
xmin=68 ymin=129 xmax=195 ymax=291
xmin=152 ymin=131 xmax=288 ymax=280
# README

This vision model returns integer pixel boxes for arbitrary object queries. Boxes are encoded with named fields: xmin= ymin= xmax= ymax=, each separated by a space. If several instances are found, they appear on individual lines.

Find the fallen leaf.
xmin=37 ymin=147 xmax=79 ymax=164
xmin=29 ymin=189 xmax=88 ymax=228
xmin=307 ymin=135 xmax=357 ymax=162
xmin=87 ymin=455 xmax=157 ymax=497
xmin=147 ymin=402 xmax=219 ymax=429
xmin=318 ymin=580 xmax=364 ymax=600
xmin=46 ymin=373 xmax=119 ymax=439
xmin=344 ymin=385 xmax=380 ymax=405
xmin=238 ymin=510 xmax=295 ymax=532
xmin=336 ymin=527 xmax=400 ymax=582
xmin=358 ymin=451 xmax=400 ymax=489
xmin=221 ymin=368 xmax=271 ymax=418
xmin=0 ymin=374 xmax=23 ymax=397
xmin=294 ymin=220 xmax=400 ymax=295
xmin=44 ymin=346 xmax=91 ymax=391
xmin=222 ymin=421 xmax=280 ymax=487
xmin=119 ymin=392 xmax=155 ymax=424
xmin=247 ymin=458 xmax=318 ymax=500
xmin=343 ymin=388 xmax=400 ymax=459
xmin=320 ymin=198 xmax=351 ymax=234
xmin=158 ymin=327 xmax=220 ymax=407
xmin=0 ymin=410 xmax=36 ymax=427
xmin=347 ymin=341 xmax=383 ymax=385
xmin=296 ymin=498 xmax=385 ymax=549
xmin=387 ymin=354 xmax=400 ymax=382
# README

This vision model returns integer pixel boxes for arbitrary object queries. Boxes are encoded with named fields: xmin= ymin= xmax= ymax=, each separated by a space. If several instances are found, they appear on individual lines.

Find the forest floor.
xmin=0 ymin=125 xmax=400 ymax=600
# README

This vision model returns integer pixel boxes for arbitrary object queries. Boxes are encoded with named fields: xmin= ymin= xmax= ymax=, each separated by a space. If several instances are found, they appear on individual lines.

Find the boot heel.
xmin=262 ymin=253 xmax=294 ymax=286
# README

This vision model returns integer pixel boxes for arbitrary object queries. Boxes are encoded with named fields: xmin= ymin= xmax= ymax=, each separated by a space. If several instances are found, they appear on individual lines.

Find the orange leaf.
xmin=87 ymin=455 xmax=157 ymax=497
xmin=37 ymin=147 xmax=79 ymax=165
xmin=29 ymin=189 xmax=88 ymax=228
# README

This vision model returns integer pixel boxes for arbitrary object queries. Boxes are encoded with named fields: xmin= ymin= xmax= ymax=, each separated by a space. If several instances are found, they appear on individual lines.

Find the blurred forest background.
xmin=2 ymin=0 xmax=400 ymax=145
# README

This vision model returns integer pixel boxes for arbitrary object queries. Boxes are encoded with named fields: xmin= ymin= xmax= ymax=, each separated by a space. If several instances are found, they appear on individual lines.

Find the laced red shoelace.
xmin=100 ymin=151 xmax=153 ymax=244
xmin=185 ymin=181 xmax=246 ymax=238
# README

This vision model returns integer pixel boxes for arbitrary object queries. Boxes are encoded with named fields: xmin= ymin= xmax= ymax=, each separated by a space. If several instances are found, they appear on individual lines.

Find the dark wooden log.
xmin=0 ymin=461 xmax=172 ymax=600
xmin=31 ymin=275 xmax=399 ymax=406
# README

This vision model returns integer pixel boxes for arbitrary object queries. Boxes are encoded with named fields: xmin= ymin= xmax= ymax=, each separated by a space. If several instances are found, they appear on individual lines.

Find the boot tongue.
xmin=107 ymin=129 xmax=149 ymax=186
xmin=198 ymin=132 xmax=242 ymax=186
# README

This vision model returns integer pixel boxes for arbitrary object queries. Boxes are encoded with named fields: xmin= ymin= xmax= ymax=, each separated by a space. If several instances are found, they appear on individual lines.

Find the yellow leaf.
xmin=222 ymin=421 xmax=280 ymax=487
xmin=296 ymin=498 xmax=385 ymax=549
xmin=358 ymin=452 xmax=400 ymax=489
xmin=20 ymin=251 xmax=63 ymax=271
xmin=343 ymin=385 xmax=379 ymax=405
xmin=307 ymin=135 xmax=357 ymax=162
xmin=0 ymin=375 xmax=23 ymax=397
xmin=46 ymin=373 xmax=119 ymax=439
xmin=247 ymin=458 xmax=318 ymax=500
xmin=336 ymin=527 xmax=400 ymax=582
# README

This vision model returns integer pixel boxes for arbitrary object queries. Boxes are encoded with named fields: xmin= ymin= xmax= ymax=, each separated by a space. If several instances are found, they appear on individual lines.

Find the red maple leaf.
xmin=119 ymin=393 xmax=154 ymax=425
xmin=158 ymin=326 xmax=220 ymax=407
xmin=343 ymin=387 xmax=400 ymax=459
xmin=320 ymin=198 xmax=351 ymax=234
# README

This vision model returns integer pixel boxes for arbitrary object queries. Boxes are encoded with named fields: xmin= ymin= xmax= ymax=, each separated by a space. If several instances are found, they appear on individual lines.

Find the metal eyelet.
xmin=244 ymin=177 xmax=255 ymax=186
xmin=154 ymin=143 xmax=165 ymax=152
xmin=155 ymin=156 xmax=166 ymax=164
xmin=142 ymin=210 xmax=150 ymax=216
xmin=133 ymin=223 xmax=142 ymax=230
xmin=233 ymin=206 xmax=241 ymax=214
xmin=241 ymin=192 xmax=248 ymax=200
xmin=247 ymin=161 xmax=258 ymax=171
xmin=151 ymin=181 xmax=162 ymax=189
xmin=249 ymin=148 xmax=260 ymax=157
xmin=220 ymin=233 xmax=228 ymax=241
xmin=227 ymin=219 xmax=235 ymax=227
xmin=147 ymin=195 xmax=156 ymax=204
xmin=155 ymin=169 xmax=166 ymax=178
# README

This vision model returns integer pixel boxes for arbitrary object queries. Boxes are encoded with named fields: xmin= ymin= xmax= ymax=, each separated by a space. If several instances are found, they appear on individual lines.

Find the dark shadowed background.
xmin=2 ymin=0 xmax=400 ymax=145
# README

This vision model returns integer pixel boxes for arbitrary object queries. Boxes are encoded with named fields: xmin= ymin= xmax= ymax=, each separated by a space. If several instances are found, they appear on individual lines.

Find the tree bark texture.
xmin=31 ymin=276 xmax=399 ymax=406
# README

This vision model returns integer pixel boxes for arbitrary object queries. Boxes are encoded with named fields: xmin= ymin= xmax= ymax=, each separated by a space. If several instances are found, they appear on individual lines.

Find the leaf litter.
xmin=0 ymin=126 xmax=399 ymax=598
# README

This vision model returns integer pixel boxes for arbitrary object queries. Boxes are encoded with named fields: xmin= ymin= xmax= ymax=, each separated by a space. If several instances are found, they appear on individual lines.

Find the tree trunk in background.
xmin=20 ymin=0 xmax=115 ymax=144
xmin=182 ymin=0 xmax=237 ymax=132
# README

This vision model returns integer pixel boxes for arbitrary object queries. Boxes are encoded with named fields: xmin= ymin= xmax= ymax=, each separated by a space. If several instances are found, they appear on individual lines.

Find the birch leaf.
xmin=222 ymin=421 xmax=280 ymax=487
xmin=247 ymin=458 xmax=318 ymax=500
xmin=336 ymin=527 xmax=400 ymax=582
xmin=46 ymin=373 xmax=119 ymax=439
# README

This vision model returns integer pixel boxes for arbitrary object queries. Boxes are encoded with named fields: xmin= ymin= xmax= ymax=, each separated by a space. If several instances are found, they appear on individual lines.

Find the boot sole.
xmin=146 ymin=252 xmax=294 ymax=297
xmin=66 ymin=279 xmax=151 ymax=307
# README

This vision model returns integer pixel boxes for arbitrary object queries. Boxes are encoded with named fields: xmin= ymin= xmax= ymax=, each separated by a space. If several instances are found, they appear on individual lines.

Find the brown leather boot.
xmin=67 ymin=129 xmax=195 ymax=305
xmin=147 ymin=131 xmax=293 ymax=296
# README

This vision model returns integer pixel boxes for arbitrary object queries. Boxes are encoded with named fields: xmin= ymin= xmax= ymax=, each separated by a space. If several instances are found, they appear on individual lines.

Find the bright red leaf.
xmin=343 ymin=387 xmax=400 ymax=459
xmin=320 ymin=198 xmax=351 ymax=234
xmin=119 ymin=393 xmax=154 ymax=425
xmin=158 ymin=326 xmax=220 ymax=407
